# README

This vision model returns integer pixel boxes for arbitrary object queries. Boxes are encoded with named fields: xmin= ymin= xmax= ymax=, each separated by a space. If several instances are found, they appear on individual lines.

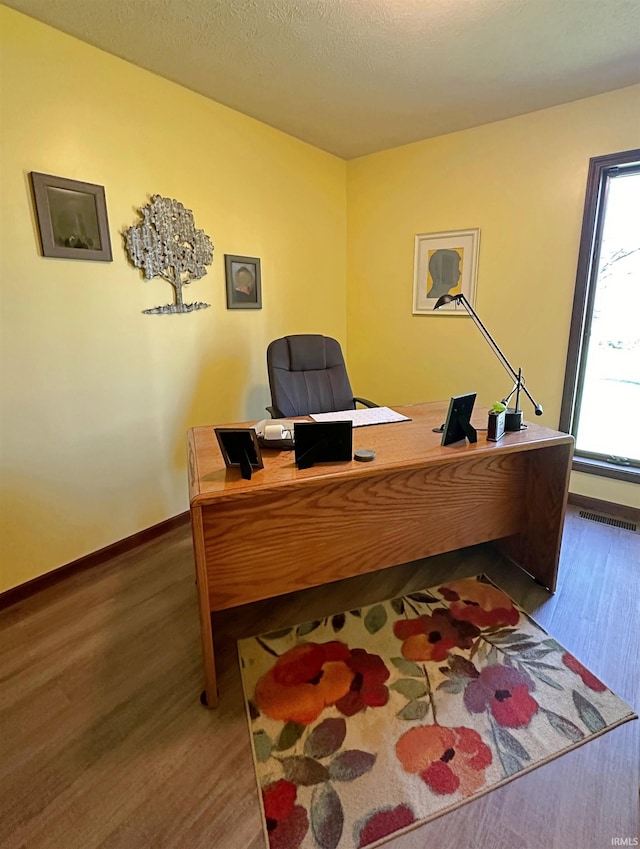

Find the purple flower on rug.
xmin=393 ymin=608 xmax=480 ymax=662
xmin=262 ymin=779 xmax=309 ymax=849
xmin=395 ymin=725 xmax=492 ymax=796
xmin=464 ymin=664 xmax=539 ymax=727
xmin=561 ymin=652 xmax=607 ymax=692
xmin=439 ymin=577 xmax=520 ymax=628
xmin=355 ymin=804 xmax=416 ymax=847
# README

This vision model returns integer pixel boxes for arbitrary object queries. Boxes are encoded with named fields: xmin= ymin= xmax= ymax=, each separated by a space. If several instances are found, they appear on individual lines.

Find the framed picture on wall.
xmin=224 ymin=254 xmax=262 ymax=309
xmin=412 ymin=228 xmax=479 ymax=315
xmin=30 ymin=172 xmax=113 ymax=262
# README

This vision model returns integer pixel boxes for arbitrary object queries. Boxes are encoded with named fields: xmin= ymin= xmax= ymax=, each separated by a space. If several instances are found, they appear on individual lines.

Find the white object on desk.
xmin=254 ymin=419 xmax=295 ymax=440
xmin=310 ymin=406 xmax=411 ymax=427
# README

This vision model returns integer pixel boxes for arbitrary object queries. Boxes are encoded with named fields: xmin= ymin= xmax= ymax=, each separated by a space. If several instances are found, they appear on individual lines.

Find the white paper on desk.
xmin=309 ymin=406 xmax=411 ymax=427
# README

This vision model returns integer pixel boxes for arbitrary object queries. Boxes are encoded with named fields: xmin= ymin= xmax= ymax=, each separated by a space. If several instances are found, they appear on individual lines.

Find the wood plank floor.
xmin=1 ymin=506 xmax=638 ymax=849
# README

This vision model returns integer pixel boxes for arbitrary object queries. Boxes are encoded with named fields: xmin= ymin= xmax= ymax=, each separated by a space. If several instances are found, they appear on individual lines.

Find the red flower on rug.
xmin=396 ymin=725 xmax=492 ymax=796
xmin=334 ymin=648 xmax=390 ymax=716
xmin=562 ymin=652 xmax=607 ymax=692
xmin=355 ymin=804 xmax=416 ymax=847
xmin=254 ymin=641 xmax=389 ymax=724
xmin=262 ymin=780 xmax=308 ymax=849
xmin=393 ymin=608 xmax=480 ymax=662
xmin=464 ymin=664 xmax=539 ymax=727
xmin=439 ymin=577 xmax=520 ymax=628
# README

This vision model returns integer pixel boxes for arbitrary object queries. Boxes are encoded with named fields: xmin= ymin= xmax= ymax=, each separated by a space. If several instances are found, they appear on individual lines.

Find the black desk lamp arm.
xmin=501 ymin=377 xmax=543 ymax=416
xmin=445 ymin=294 xmax=543 ymax=416
xmin=452 ymin=294 xmax=519 ymax=384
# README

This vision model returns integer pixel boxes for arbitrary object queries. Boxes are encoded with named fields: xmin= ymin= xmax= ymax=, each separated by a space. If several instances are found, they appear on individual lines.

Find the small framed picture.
xmin=224 ymin=254 xmax=262 ymax=309
xmin=412 ymin=228 xmax=479 ymax=314
xmin=29 ymin=172 xmax=113 ymax=262
xmin=441 ymin=392 xmax=478 ymax=446
xmin=214 ymin=427 xmax=264 ymax=480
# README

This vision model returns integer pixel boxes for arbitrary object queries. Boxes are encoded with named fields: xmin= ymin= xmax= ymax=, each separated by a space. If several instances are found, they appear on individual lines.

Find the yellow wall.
xmin=2 ymin=8 xmax=638 ymax=594
xmin=0 ymin=7 xmax=346 ymax=592
xmin=346 ymin=85 xmax=640 ymax=511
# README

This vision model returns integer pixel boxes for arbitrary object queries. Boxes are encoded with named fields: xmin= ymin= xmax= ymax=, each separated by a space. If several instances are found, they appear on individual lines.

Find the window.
xmin=560 ymin=148 xmax=640 ymax=484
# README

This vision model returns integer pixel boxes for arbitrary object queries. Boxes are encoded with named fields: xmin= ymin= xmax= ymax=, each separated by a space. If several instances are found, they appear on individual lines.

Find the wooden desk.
xmin=187 ymin=401 xmax=573 ymax=707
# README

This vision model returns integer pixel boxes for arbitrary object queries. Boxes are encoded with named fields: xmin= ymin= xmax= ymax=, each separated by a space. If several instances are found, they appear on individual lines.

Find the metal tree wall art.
xmin=125 ymin=195 xmax=214 ymax=314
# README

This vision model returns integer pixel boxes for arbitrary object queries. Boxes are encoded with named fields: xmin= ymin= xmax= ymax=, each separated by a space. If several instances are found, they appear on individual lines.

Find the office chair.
xmin=266 ymin=334 xmax=378 ymax=418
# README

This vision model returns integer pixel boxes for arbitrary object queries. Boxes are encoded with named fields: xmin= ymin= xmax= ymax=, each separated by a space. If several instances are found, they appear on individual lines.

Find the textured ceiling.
xmin=4 ymin=0 xmax=640 ymax=158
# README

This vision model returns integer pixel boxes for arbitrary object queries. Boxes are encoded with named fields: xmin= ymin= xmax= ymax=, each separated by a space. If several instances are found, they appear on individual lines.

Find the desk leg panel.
xmin=495 ymin=442 xmax=573 ymax=592
xmin=200 ymin=452 xmax=533 ymax=610
xmin=190 ymin=504 xmax=218 ymax=708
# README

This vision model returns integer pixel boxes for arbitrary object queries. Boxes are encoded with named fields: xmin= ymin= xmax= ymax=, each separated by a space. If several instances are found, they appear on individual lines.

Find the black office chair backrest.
xmin=266 ymin=335 xmax=356 ymax=417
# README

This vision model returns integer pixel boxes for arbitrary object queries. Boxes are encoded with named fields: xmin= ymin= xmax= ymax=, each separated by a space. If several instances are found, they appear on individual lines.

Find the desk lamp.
xmin=433 ymin=293 xmax=543 ymax=431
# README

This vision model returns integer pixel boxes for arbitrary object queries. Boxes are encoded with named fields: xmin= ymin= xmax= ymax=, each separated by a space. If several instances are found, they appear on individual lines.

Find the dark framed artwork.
xmin=30 ymin=171 xmax=113 ymax=261
xmin=224 ymin=254 xmax=262 ymax=309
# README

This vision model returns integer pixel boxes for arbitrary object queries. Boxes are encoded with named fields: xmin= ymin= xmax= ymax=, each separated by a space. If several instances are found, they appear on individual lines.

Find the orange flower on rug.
xmin=238 ymin=575 xmax=636 ymax=849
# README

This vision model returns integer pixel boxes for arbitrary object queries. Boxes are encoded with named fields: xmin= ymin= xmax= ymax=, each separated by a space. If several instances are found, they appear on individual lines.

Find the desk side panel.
xmin=187 ymin=429 xmax=202 ymax=504
xmin=496 ymin=441 xmax=573 ymax=591
xmin=190 ymin=503 xmax=218 ymax=707
xmin=201 ymin=452 xmax=530 ymax=611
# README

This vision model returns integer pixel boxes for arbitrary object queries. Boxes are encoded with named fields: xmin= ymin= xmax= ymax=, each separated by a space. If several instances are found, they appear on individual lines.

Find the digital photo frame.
xmin=214 ymin=427 xmax=264 ymax=479
xmin=294 ymin=421 xmax=353 ymax=470
xmin=441 ymin=393 xmax=478 ymax=446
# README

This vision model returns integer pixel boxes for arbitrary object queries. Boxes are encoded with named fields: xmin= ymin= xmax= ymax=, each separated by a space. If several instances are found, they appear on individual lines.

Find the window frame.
xmin=559 ymin=148 xmax=640 ymax=485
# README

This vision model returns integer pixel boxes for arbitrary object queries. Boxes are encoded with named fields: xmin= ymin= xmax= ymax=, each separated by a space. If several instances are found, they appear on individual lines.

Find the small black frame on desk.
xmin=441 ymin=393 xmax=478 ymax=446
xmin=294 ymin=421 xmax=353 ymax=469
xmin=215 ymin=427 xmax=264 ymax=480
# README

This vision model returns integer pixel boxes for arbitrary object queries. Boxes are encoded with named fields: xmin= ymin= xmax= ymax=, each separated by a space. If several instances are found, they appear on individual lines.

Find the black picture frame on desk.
xmin=215 ymin=427 xmax=264 ymax=479
xmin=294 ymin=421 xmax=353 ymax=469
xmin=441 ymin=393 xmax=478 ymax=446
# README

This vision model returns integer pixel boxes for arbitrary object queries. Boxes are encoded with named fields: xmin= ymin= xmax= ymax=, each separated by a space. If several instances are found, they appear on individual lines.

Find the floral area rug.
xmin=238 ymin=575 xmax=636 ymax=849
